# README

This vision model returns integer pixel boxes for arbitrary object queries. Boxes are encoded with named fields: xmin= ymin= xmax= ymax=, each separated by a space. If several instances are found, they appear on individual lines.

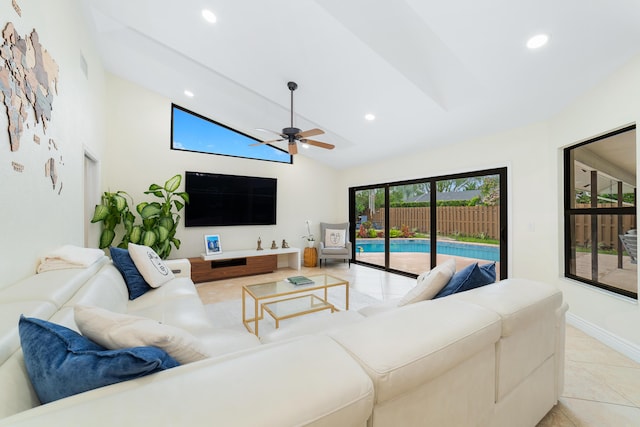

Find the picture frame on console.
xmin=204 ymin=234 xmax=222 ymax=255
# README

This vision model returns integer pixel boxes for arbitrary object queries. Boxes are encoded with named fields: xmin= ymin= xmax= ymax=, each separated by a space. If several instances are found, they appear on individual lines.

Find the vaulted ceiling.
xmin=84 ymin=0 xmax=640 ymax=169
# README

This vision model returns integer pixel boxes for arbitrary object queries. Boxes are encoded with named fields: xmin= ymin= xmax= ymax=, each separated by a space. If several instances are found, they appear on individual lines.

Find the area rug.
xmin=204 ymin=288 xmax=380 ymax=335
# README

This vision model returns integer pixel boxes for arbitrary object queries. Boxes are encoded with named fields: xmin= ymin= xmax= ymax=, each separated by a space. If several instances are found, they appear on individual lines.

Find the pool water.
xmin=355 ymin=239 xmax=499 ymax=262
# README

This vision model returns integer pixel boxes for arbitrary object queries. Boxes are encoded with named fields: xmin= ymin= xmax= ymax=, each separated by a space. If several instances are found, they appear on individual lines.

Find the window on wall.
xmin=170 ymin=104 xmax=292 ymax=164
xmin=350 ymin=168 xmax=507 ymax=279
xmin=564 ymin=125 xmax=637 ymax=299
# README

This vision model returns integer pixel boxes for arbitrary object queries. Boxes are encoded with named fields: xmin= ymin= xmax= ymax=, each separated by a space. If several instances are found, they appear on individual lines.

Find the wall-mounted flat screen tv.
xmin=184 ymin=171 xmax=277 ymax=227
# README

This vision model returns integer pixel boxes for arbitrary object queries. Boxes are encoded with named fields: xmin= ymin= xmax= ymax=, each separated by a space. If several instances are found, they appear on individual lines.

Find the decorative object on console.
xmin=90 ymin=174 xmax=189 ymax=259
xmin=252 ymin=81 xmax=335 ymax=155
xmin=270 ymin=240 xmax=278 ymax=249
xmin=282 ymin=239 xmax=289 ymax=248
xmin=204 ymin=234 xmax=222 ymax=255
xmin=257 ymin=237 xmax=263 ymax=250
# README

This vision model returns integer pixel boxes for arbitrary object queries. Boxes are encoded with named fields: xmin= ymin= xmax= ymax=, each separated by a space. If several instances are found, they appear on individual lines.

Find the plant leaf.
xmin=136 ymin=202 xmax=148 ymax=215
xmin=91 ymin=204 xmax=109 ymax=223
xmin=159 ymin=217 xmax=174 ymax=231
xmin=164 ymin=174 xmax=181 ymax=193
xmin=173 ymin=200 xmax=184 ymax=211
xmin=178 ymin=192 xmax=190 ymax=204
xmin=148 ymin=184 xmax=162 ymax=192
xmin=156 ymin=225 xmax=169 ymax=242
xmin=99 ymin=229 xmax=115 ymax=249
xmin=140 ymin=203 xmax=161 ymax=219
xmin=141 ymin=230 xmax=157 ymax=247
xmin=113 ymin=194 xmax=127 ymax=212
xmin=130 ymin=226 xmax=142 ymax=243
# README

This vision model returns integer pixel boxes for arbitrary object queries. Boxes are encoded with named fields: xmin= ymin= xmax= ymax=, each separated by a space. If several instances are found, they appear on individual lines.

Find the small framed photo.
xmin=204 ymin=234 xmax=222 ymax=255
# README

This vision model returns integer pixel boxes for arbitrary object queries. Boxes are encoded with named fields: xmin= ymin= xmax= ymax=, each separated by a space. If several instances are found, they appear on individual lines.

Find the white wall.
xmin=0 ymin=0 xmax=107 ymax=288
xmin=549 ymin=55 xmax=640 ymax=355
xmin=338 ymin=55 xmax=640 ymax=357
xmin=103 ymin=74 xmax=341 ymax=260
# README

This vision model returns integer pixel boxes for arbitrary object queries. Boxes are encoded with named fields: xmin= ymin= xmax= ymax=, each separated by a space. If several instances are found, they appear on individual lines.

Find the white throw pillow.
xmin=127 ymin=243 xmax=174 ymax=288
xmin=325 ymin=228 xmax=346 ymax=248
xmin=74 ymin=305 xmax=210 ymax=364
xmin=397 ymin=259 xmax=456 ymax=307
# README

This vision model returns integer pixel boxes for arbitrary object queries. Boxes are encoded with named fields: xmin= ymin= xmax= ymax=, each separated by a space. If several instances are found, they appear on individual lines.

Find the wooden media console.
xmin=189 ymin=247 xmax=301 ymax=283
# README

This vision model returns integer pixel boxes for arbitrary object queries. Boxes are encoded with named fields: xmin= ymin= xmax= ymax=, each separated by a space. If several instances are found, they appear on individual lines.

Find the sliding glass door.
xmin=388 ymin=182 xmax=431 ymax=275
xmin=353 ymin=187 xmax=386 ymax=269
xmin=435 ymin=173 xmax=502 ymax=277
xmin=350 ymin=168 xmax=507 ymax=279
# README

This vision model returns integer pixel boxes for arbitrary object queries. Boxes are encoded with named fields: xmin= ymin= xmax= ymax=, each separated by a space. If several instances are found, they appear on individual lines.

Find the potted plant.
xmin=91 ymin=174 xmax=189 ymax=259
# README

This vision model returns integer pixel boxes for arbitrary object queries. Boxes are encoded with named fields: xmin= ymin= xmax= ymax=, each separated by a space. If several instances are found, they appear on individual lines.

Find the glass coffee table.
xmin=242 ymin=274 xmax=349 ymax=336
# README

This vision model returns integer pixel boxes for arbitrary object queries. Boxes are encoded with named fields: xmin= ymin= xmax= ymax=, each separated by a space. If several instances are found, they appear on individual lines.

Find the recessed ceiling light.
xmin=202 ymin=9 xmax=217 ymax=24
xmin=364 ymin=113 xmax=375 ymax=121
xmin=526 ymin=34 xmax=549 ymax=49
xmin=184 ymin=90 xmax=194 ymax=97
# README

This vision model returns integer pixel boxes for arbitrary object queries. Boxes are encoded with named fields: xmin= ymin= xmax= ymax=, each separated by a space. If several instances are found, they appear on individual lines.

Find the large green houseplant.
xmin=91 ymin=174 xmax=189 ymax=259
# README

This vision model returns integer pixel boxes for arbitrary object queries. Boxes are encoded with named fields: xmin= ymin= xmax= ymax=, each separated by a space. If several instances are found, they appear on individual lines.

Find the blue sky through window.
xmin=171 ymin=105 xmax=291 ymax=163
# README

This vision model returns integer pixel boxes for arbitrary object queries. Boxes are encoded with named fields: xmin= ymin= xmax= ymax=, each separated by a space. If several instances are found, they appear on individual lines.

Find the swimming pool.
xmin=355 ymin=239 xmax=499 ymax=262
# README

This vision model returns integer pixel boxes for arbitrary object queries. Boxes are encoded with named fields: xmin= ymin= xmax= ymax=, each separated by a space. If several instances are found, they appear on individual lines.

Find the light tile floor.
xmin=196 ymin=263 xmax=640 ymax=427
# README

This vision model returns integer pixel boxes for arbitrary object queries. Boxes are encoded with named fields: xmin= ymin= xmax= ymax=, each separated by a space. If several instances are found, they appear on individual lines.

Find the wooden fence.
xmin=573 ymin=215 xmax=635 ymax=248
xmin=367 ymin=205 xmax=635 ymax=246
xmin=367 ymin=206 xmax=500 ymax=239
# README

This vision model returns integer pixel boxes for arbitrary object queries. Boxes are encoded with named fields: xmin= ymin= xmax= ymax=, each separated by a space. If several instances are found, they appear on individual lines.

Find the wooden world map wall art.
xmin=0 ymin=21 xmax=63 ymax=194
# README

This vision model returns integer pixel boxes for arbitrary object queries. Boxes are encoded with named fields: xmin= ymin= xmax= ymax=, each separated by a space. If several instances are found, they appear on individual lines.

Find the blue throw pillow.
xmin=19 ymin=316 xmax=179 ymax=404
xmin=110 ymin=246 xmax=152 ymax=300
xmin=434 ymin=262 xmax=496 ymax=299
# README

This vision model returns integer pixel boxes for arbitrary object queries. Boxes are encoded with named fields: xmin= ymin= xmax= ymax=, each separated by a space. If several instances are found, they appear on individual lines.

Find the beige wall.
xmin=338 ymin=56 xmax=640 ymax=357
xmin=550 ymin=55 xmax=640 ymax=356
xmin=0 ymin=0 xmax=107 ymax=288
xmin=103 ymin=75 xmax=341 ymax=261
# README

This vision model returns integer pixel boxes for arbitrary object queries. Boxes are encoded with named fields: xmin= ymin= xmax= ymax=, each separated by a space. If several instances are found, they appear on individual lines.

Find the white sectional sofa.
xmin=0 ymin=256 xmax=567 ymax=427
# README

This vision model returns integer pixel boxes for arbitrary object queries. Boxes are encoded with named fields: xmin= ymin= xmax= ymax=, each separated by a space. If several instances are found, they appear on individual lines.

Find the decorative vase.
xmin=307 ymin=240 xmax=315 ymax=248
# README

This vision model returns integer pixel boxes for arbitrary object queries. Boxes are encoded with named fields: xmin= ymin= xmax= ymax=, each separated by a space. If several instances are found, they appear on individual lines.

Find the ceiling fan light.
xmin=202 ymin=9 xmax=217 ymax=24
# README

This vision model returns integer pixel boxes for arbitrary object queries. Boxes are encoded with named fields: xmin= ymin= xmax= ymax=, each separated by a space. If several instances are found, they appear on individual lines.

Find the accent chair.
xmin=318 ymin=222 xmax=352 ymax=267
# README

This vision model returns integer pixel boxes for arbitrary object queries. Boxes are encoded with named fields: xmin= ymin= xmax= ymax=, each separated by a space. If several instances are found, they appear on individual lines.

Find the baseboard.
xmin=566 ymin=312 xmax=640 ymax=363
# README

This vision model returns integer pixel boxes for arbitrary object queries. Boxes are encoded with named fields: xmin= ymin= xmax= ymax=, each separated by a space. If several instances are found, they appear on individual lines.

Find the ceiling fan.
xmin=252 ymin=81 xmax=335 ymax=155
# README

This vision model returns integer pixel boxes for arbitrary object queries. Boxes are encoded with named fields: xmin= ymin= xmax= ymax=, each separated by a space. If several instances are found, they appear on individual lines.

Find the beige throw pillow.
xmin=74 ymin=305 xmax=210 ymax=364
xmin=127 ymin=243 xmax=174 ymax=288
xmin=397 ymin=259 xmax=456 ymax=306
xmin=325 ymin=228 xmax=346 ymax=248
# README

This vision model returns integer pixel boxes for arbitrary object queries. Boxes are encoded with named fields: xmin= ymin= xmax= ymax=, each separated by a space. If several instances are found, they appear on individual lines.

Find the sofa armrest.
xmin=0 ymin=336 xmax=374 ymax=427
xmin=164 ymin=258 xmax=191 ymax=279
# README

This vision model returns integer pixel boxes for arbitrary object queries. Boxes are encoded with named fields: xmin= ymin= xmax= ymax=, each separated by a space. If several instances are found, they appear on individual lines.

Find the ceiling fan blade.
xmin=297 ymin=128 xmax=324 ymax=138
xmin=255 ymin=128 xmax=285 ymax=137
xmin=301 ymin=139 xmax=335 ymax=150
xmin=288 ymin=142 xmax=298 ymax=155
xmin=249 ymin=138 xmax=283 ymax=146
